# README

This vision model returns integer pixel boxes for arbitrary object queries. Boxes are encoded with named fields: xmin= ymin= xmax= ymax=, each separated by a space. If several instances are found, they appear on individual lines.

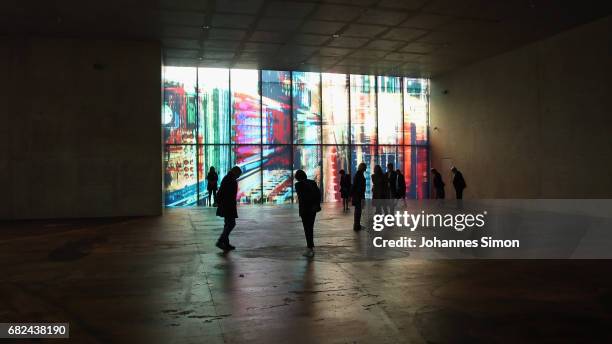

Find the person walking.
xmin=451 ymin=166 xmax=466 ymax=199
xmin=339 ymin=169 xmax=351 ymax=212
xmin=371 ymin=165 xmax=389 ymax=214
xmin=294 ymin=170 xmax=322 ymax=258
xmin=352 ymin=163 xmax=366 ymax=231
xmin=431 ymin=168 xmax=445 ymax=199
xmin=206 ymin=166 xmax=219 ymax=206
xmin=215 ymin=166 xmax=242 ymax=251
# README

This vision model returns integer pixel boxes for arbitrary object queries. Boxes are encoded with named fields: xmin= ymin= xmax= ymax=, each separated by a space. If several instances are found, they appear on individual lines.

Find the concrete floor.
xmin=1 ymin=203 xmax=611 ymax=343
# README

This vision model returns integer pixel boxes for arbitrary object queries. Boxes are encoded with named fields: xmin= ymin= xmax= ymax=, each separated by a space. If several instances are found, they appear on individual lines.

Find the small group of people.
xmin=430 ymin=166 xmax=467 ymax=200
xmin=214 ymin=166 xmax=321 ymax=258
xmin=338 ymin=163 xmax=406 ymax=214
xmin=371 ymin=163 xmax=406 ymax=214
xmin=212 ymin=163 xmax=467 ymax=258
xmin=353 ymin=163 xmax=408 ymax=230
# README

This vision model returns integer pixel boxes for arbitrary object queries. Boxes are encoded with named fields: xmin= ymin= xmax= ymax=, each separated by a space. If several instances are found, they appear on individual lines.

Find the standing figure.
xmin=352 ymin=163 xmax=367 ymax=231
xmin=451 ymin=166 xmax=466 ymax=199
xmin=371 ymin=165 xmax=390 ymax=214
xmin=206 ymin=167 xmax=219 ymax=206
xmin=386 ymin=163 xmax=398 ymax=213
xmin=431 ymin=168 xmax=445 ymax=199
xmin=339 ymin=169 xmax=351 ymax=212
xmin=396 ymin=169 xmax=406 ymax=205
xmin=215 ymin=166 xmax=242 ymax=251
xmin=294 ymin=170 xmax=322 ymax=258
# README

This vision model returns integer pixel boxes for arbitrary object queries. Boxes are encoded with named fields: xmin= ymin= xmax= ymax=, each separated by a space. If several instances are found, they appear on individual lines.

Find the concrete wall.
xmin=0 ymin=37 xmax=162 ymax=219
xmin=430 ymin=16 xmax=612 ymax=198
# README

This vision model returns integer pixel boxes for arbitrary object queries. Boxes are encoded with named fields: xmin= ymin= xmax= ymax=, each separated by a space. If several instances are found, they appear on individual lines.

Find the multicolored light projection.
xmin=163 ymin=67 xmax=429 ymax=206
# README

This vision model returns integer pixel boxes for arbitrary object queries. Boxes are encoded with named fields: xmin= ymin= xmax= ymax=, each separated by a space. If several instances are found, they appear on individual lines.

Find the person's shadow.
xmin=300 ymin=260 xmax=315 ymax=316
xmin=284 ymin=259 xmax=316 ymax=343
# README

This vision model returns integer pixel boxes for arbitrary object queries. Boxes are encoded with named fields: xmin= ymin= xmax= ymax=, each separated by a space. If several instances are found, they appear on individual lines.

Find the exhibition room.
xmin=1 ymin=0 xmax=611 ymax=342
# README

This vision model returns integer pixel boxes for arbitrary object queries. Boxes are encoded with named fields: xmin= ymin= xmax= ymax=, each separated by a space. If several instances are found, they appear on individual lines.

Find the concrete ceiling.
xmin=1 ymin=0 xmax=610 ymax=77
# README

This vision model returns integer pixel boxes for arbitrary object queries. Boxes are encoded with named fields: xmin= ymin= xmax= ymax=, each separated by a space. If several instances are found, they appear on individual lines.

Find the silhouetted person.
xmin=295 ymin=170 xmax=321 ymax=258
xmin=216 ymin=166 xmax=242 ymax=251
xmin=386 ymin=163 xmax=398 ymax=198
xmin=372 ymin=165 xmax=390 ymax=214
xmin=386 ymin=163 xmax=398 ymax=213
xmin=451 ymin=166 xmax=466 ymax=199
xmin=396 ymin=169 xmax=406 ymax=201
xmin=431 ymin=168 xmax=445 ymax=199
xmin=352 ymin=163 xmax=366 ymax=231
xmin=339 ymin=169 xmax=351 ymax=212
xmin=206 ymin=166 xmax=219 ymax=206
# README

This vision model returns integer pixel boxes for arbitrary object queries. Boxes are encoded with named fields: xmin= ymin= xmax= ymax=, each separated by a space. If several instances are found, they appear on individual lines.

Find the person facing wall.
xmin=387 ymin=163 xmax=398 ymax=198
xmin=339 ymin=169 xmax=351 ymax=212
xmin=451 ymin=166 xmax=466 ymax=199
xmin=371 ymin=165 xmax=390 ymax=214
xmin=431 ymin=168 xmax=445 ymax=199
xmin=396 ymin=169 xmax=406 ymax=201
xmin=352 ymin=163 xmax=367 ymax=231
xmin=386 ymin=163 xmax=398 ymax=213
xmin=294 ymin=170 xmax=321 ymax=258
xmin=206 ymin=167 xmax=218 ymax=206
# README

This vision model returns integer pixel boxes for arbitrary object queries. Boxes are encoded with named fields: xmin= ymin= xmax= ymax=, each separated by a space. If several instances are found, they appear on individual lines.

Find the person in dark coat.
xmin=294 ymin=170 xmax=322 ymax=258
xmin=371 ymin=165 xmax=390 ymax=214
xmin=396 ymin=169 xmax=406 ymax=201
xmin=431 ymin=168 xmax=445 ymax=199
xmin=215 ymin=166 xmax=242 ymax=251
xmin=206 ymin=166 xmax=219 ymax=206
xmin=352 ymin=163 xmax=367 ymax=231
xmin=339 ymin=169 xmax=351 ymax=212
xmin=451 ymin=166 xmax=466 ymax=199
xmin=386 ymin=163 xmax=398 ymax=213
xmin=386 ymin=163 xmax=398 ymax=198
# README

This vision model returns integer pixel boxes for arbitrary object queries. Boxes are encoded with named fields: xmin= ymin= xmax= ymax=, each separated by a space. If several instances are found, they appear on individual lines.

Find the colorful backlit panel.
xmin=263 ymin=145 xmax=292 ymax=204
xmin=323 ymin=145 xmax=349 ymax=202
xmin=404 ymin=78 xmax=428 ymax=145
xmin=231 ymin=69 xmax=261 ymax=144
xmin=163 ymin=67 xmax=197 ymax=144
xmin=199 ymin=68 xmax=230 ymax=144
xmin=322 ymin=73 xmax=349 ymax=145
xmin=293 ymin=72 xmax=322 ymax=144
xmin=350 ymin=75 xmax=377 ymax=144
xmin=378 ymin=146 xmax=401 ymax=172
xmin=164 ymin=145 xmax=197 ymax=206
xmin=232 ymin=145 xmax=262 ymax=204
xmin=402 ymin=146 xmax=429 ymax=199
xmin=293 ymin=145 xmax=322 ymax=202
xmin=377 ymin=76 xmax=402 ymax=145
xmin=163 ymin=66 xmax=429 ymax=205
xmin=262 ymin=71 xmax=291 ymax=144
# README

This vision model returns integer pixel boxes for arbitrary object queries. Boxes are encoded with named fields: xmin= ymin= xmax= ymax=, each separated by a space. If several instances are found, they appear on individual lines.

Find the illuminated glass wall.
xmin=163 ymin=67 xmax=429 ymax=206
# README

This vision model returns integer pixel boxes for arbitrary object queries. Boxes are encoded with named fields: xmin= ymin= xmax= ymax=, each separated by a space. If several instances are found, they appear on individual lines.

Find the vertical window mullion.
xmin=347 ymin=74 xmax=352 ymax=180
xmin=374 ymin=75 xmax=379 ymax=163
xmin=228 ymin=69 xmax=231 ymax=173
xmin=290 ymin=71 xmax=294 ymax=204
xmin=195 ymin=69 xmax=200 ymax=205
xmin=259 ymin=69 xmax=263 ymax=204
xmin=319 ymin=72 xmax=323 ymax=202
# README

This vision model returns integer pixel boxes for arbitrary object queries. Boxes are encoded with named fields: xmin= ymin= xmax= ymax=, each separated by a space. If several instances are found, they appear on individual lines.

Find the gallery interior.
xmin=1 ymin=1 xmax=611 ymax=343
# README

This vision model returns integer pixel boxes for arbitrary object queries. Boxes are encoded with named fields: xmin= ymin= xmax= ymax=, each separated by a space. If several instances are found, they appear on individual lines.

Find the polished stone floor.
xmin=1 ymin=203 xmax=612 ymax=343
